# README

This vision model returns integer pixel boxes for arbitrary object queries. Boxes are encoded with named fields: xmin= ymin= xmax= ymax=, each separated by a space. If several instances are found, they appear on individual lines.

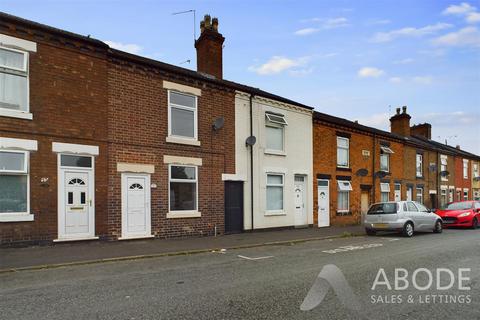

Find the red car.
xmin=436 ymin=201 xmax=480 ymax=229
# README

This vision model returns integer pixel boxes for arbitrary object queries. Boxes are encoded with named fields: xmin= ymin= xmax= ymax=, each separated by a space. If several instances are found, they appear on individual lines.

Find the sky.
xmin=2 ymin=0 xmax=479 ymax=154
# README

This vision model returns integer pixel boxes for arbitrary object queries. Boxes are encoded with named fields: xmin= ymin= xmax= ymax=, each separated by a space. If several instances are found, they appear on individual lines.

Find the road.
xmin=1 ymin=228 xmax=479 ymax=320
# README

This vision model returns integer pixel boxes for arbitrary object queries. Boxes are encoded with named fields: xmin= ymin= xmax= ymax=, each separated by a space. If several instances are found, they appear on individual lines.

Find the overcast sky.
xmin=2 ymin=0 xmax=479 ymax=154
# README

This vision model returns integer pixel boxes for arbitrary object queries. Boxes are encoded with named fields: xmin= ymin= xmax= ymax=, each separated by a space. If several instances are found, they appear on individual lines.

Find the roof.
xmin=0 ymin=11 xmax=312 ymax=111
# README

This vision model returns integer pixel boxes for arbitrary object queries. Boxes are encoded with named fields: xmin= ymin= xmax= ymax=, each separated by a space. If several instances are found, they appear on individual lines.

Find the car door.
xmin=406 ymin=201 xmax=422 ymax=230
xmin=414 ymin=202 xmax=435 ymax=230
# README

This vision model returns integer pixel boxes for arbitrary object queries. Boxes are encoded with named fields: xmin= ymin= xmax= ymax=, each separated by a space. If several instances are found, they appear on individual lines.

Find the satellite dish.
xmin=440 ymin=170 xmax=450 ymax=177
xmin=212 ymin=117 xmax=224 ymax=131
xmin=356 ymin=169 xmax=368 ymax=177
xmin=245 ymin=136 xmax=256 ymax=146
xmin=374 ymin=171 xmax=389 ymax=179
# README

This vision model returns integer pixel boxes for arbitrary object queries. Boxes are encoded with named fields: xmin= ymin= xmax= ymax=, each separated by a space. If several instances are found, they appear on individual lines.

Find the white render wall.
xmin=234 ymin=91 xmax=313 ymax=230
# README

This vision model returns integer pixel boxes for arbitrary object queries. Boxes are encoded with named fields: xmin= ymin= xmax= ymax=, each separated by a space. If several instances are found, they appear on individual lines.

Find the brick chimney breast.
xmin=410 ymin=123 xmax=432 ymax=139
xmin=390 ymin=105 xmax=411 ymax=136
xmin=195 ymin=14 xmax=225 ymax=79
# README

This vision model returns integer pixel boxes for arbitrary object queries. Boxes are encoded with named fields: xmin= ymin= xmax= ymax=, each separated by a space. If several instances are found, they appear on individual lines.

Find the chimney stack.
xmin=390 ymin=105 xmax=411 ymax=136
xmin=195 ymin=14 xmax=225 ymax=79
xmin=410 ymin=123 xmax=432 ymax=139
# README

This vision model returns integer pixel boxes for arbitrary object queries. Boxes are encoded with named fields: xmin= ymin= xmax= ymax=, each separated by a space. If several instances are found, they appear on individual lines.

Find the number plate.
xmin=373 ymin=223 xmax=389 ymax=228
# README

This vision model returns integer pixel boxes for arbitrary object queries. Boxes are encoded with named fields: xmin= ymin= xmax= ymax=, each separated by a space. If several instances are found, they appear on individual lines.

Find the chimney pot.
xmin=456 ymin=145 xmax=461 ymax=149
xmin=195 ymin=14 xmax=225 ymax=79
xmin=396 ymin=107 xmax=401 ymax=115
xmin=402 ymin=106 xmax=407 ymax=114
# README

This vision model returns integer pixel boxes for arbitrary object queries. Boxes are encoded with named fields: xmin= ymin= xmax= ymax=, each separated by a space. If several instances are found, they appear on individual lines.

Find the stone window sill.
xmin=167 ymin=211 xmax=201 ymax=218
xmin=0 ymin=213 xmax=34 ymax=222
xmin=0 ymin=108 xmax=33 ymax=120
xmin=166 ymin=136 xmax=201 ymax=146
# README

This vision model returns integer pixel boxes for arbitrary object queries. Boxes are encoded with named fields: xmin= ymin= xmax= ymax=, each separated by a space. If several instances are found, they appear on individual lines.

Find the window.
xmin=440 ymin=189 xmax=447 ymax=208
xmin=380 ymin=183 xmax=390 ymax=202
xmin=407 ymin=202 xmax=418 ymax=212
xmin=380 ymin=146 xmax=393 ymax=172
xmin=169 ymin=165 xmax=197 ymax=212
xmin=440 ymin=155 xmax=448 ymax=181
xmin=415 ymin=202 xmax=429 ymax=212
xmin=266 ymin=174 xmax=284 ymax=211
xmin=449 ymin=188 xmax=454 ymax=203
xmin=0 ymin=47 xmax=28 ymax=112
xmin=464 ymin=189 xmax=469 ymax=201
xmin=416 ymin=187 xmax=423 ymax=204
xmin=61 ymin=155 xmax=92 ymax=168
xmin=168 ymin=91 xmax=197 ymax=140
xmin=473 ymin=163 xmax=479 ymax=178
xmin=416 ymin=154 xmax=423 ymax=177
xmin=337 ymin=180 xmax=352 ymax=213
xmin=265 ymin=112 xmax=287 ymax=152
xmin=463 ymin=159 xmax=468 ymax=179
xmin=0 ymin=150 xmax=29 ymax=214
xmin=336 ymin=137 xmax=349 ymax=168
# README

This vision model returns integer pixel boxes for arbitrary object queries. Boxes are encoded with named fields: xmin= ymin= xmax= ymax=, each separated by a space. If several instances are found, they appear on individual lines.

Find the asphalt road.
xmin=1 ymin=228 xmax=479 ymax=320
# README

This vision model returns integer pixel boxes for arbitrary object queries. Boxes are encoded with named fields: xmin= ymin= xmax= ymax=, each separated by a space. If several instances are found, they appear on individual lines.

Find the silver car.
xmin=364 ymin=201 xmax=443 ymax=237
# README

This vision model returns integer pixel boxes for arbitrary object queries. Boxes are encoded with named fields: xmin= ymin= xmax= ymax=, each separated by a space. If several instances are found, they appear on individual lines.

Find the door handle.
xmin=89 ymin=200 xmax=92 ymax=206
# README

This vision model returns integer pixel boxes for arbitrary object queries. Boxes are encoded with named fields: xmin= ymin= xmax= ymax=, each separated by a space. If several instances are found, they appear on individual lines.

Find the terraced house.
xmin=0 ymin=12 xmax=479 ymax=244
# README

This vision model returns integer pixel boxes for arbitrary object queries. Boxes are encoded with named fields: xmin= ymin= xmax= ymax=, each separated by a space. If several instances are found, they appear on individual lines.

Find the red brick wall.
xmin=107 ymin=59 xmax=235 ymax=239
xmin=0 ymin=24 xmax=108 ymax=244
xmin=454 ymin=156 xmax=472 ymax=201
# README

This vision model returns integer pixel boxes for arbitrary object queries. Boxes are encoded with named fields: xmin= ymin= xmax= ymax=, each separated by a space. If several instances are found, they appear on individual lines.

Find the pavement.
xmin=0 ymin=225 xmax=363 ymax=272
xmin=0 ymin=228 xmax=478 ymax=320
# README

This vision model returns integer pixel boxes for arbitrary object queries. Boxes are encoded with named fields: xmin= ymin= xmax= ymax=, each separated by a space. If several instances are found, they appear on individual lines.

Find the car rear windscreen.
xmin=367 ymin=203 xmax=398 ymax=214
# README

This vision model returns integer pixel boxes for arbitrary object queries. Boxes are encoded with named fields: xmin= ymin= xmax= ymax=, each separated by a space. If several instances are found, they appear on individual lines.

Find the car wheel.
xmin=471 ymin=218 xmax=478 ymax=229
xmin=366 ymin=228 xmax=376 ymax=236
xmin=402 ymin=222 xmax=414 ymax=237
xmin=433 ymin=220 xmax=443 ymax=233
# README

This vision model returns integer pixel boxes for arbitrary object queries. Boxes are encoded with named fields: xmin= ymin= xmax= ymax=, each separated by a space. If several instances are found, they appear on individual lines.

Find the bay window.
xmin=337 ymin=180 xmax=352 ymax=214
xmin=168 ymin=91 xmax=197 ymax=140
xmin=336 ymin=137 xmax=349 ymax=168
xmin=0 ymin=150 xmax=29 ymax=214
xmin=169 ymin=165 xmax=197 ymax=212
xmin=266 ymin=174 xmax=284 ymax=211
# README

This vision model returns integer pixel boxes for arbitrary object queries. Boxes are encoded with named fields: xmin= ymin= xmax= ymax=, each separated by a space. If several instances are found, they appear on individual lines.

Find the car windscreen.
xmin=445 ymin=202 xmax=473 ymax=210
xmin=367 ymin=203 xmax=398 ymax=214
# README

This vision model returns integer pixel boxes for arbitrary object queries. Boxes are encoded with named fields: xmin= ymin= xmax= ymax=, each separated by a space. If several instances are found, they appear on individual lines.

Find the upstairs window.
xmin=265 ymin=112 xmax=287 ymax=152
xmin=168 ymin=91 xmax=197 ymax=140
xmin=463 ymin=159 xmax=468 ymax=179
xmin=474 ymin=163 xmax=479 ymax=178
xmin=440 ymin=155 xmax=448 ymax=181
xmin=380 ymin=146 xmax=393 ymax=172
xmin=336 ymin=137 xmax=349 ymax=168
xmin=0 ymin=47 xmax=28 ymax=112
xmin=416 ymin=154 xmax=423 ymax=177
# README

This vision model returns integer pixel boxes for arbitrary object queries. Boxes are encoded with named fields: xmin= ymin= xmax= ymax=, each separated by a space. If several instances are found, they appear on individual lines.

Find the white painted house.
xmin=230 ymin=91 xmax=313 ymax=230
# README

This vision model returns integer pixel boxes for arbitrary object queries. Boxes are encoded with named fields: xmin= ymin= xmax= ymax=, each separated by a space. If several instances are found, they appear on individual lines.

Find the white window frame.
xmin=0 ymin=149 xmax=32 ymax=221
xmin=265 ymin=112 xmax=287 ymax=155
xmin=440 ymin=155 xmax=448 ymax=182
xmin=416 ymin=154 xmax=423 ymax=177
xmin=463 ymin=189 xmax=469 ymax=201
xmin=416 ymin=187 xmax=423 ymax=204
xmin=336 ymin=137 xmax=349 ymax=168
xmin=473 ymin=163 xmax=479 ymax=178
xmin=266 ymin=173 xmax=285 ymax=214
xmin=0 ymin=45 xmax=32 ymax=119
xmin=379 ymin=147 xmax=391 ymax=172
xmin=167 ymin=90 xmax=198 ymax=141
xmin=463 ymin=159 xmax=468 ymax=179
xmin=380 ymin=182 xmax=390 ymax=202
xmin=337 ymin=180 xmax=352 ymax=213
xmin=168 ymin=164 xmax=199 ymax=215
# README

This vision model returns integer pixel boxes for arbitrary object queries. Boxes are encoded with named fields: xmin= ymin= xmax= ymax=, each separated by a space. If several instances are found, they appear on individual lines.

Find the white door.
xmin=122 ymin=173 xmax=151 ymax=239
xmin=406 ymin=187 xmax=412 ymax=201
xmin=294 ymin=175 xmax=307 ymax=226
xmin=317 ymin=179 xmax=330 ymax=227
xmin=394 ymin=184 xmax=401 ymax=201
xmin=59 ymin=167 xmax=95 ymax=240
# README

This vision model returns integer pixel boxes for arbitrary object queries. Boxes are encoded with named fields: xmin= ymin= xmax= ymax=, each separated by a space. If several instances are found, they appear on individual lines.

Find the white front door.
xmin=394 ymin=184 xmax=401 ymax=201
xmin=58 ymin=159 xmax=95 ymax=240
xmin=122 ymin=173 xmax=151 ymax=239
xmin=317 ymin=179 xmax=330 ymax=227
xmin=406 ymin=187 xmax=413 ymax=201
xmin=294 ymin=175 xmax=307 ymax=226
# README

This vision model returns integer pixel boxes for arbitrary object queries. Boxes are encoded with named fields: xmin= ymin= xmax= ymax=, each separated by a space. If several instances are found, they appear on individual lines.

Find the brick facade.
xmin=0 ymin=15 xmax=109 ymax=244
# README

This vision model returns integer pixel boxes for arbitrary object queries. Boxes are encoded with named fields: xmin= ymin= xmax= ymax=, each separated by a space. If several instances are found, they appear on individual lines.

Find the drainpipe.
xmin=250 ymin=94 xmax=254 ymax=230
xmin=436 ymin=151 xmax=440 ymax=208
xmin=372 ymin=133 xmax=376 ymax=203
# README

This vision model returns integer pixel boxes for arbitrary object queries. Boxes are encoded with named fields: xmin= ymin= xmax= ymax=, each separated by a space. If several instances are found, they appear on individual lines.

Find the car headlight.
xmin=458 ymin=212 xmax=471 ymax=218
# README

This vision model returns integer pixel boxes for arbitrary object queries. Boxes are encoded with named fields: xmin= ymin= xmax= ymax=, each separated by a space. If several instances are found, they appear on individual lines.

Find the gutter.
xmin=250 ymin=94 xmax=255 ymax=230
